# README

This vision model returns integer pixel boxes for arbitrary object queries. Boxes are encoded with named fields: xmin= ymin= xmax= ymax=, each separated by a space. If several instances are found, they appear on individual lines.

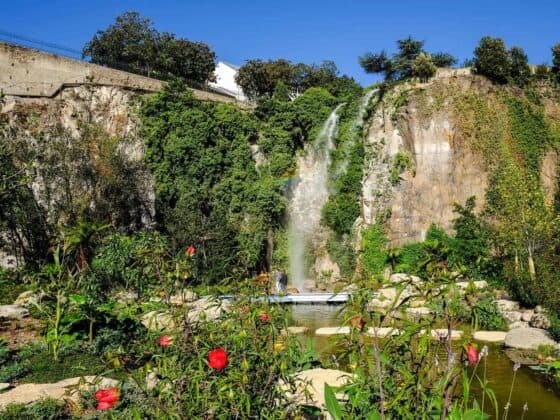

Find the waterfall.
xmin=287 ymin=104 xmax=344 ymax=291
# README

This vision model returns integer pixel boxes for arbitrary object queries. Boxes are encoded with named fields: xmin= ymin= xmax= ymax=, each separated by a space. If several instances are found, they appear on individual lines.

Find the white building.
xmin=208 ymin=61 xmax=248 ymax=102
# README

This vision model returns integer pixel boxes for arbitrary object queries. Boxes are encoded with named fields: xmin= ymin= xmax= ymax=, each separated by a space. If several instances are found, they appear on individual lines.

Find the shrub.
xmin=0 ymin=398 xmax=68 ymax=419
xmin=472 ymin=296 xmax=507 ymax=331
xmin=360 ymin=224 xmax=388 ymax=280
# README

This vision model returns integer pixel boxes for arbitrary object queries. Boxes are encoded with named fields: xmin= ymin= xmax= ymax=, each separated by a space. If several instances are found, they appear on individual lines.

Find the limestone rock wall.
xmin=1 ymin=84 xmax=156 ymax=237
xmin=362 ymin=76 xmax=489 ymax=246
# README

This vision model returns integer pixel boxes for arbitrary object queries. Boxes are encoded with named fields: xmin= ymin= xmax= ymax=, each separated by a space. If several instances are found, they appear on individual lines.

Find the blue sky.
xmin=1 ymin=0 xmax=559 ymax=85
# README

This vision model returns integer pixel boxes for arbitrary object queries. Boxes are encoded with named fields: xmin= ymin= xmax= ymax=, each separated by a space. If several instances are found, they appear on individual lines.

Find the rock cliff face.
xmin=0 ymin=85 xmax=155 ymax=266
xmin=361 ymin=74 xmax=558 ymax=246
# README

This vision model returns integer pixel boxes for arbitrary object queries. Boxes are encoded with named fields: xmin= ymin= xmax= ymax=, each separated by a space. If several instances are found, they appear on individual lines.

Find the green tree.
xmin=486 ymin=156 xmax=556 ymax=280
xmin=412 ymin=52 xmax=437 ymax=82
xmin=552 ymin=43 xmax=560 ymax=77
xmin=358 ymin=50 xmax=395 ymax=80
xmin=509 ymin=46 xmax=531 ymax=86
xmin=473 ymin=36 xmax=511 ymax=84
xmin=236 ymin=59 xmax=293 ymax=100
xmin=431 ymin=52 xmax=457 ymax=68
xmin=359 ymin=37 xmax=455 ymax=81
xmin=83 ymin=11 xmax=215 ymax=85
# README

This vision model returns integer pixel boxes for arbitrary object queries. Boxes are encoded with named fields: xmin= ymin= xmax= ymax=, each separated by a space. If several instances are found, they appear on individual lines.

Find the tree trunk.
xmin=528 ymin=254 xmax=536 ymax=280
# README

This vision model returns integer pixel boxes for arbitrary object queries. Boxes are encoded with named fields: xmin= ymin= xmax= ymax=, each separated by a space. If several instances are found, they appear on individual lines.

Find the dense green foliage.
xmin=236 ymin=58 xmax=360 ymax=100
xmin=359 ymin=36 xmax=456 ymax=81
xmin=140 ymin=81 xmax=343 ymax=284
xmin=141 ymin=81 xmax=282 ymax=283
xmin=360 ymin=223 xmax=388 ymax=281
xmin=473 ymin=37 xmax=533 ymax=86
xmin=473 ymin=36 xmax=511 ymax=84
xmin=83 ymin=12 xmax=216 ymax=85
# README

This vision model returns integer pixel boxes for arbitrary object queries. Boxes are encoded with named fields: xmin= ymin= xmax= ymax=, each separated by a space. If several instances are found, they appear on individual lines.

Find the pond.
xmin=289 ymin=305 xmax=560 ymax=419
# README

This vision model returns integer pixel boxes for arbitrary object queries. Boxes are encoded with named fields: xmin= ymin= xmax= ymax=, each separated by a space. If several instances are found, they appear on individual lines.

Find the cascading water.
xmin=287 ymin=104 xmax=344 ymax=291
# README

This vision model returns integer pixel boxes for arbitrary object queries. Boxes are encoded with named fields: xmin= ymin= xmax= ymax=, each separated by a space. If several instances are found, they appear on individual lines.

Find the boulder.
xmin=389 ymin=273 xmax=421 ymax=284
xmin=508 ymin=321 xmax=529 ymax=330
xmin=406 ymin=307 xmax=432 ymax=320
xmin=279 ymin=368 xmax=354 ymax=410
xmin=0 ymin=383 xmax=10 ymax=392
xmin=535 ymin=305 xmax=544 ymax=314
xmin=473 ymin=331 xmax=507 ymax=343
xmin=495 ymin=299 xmax=520 ymax=312
xmin=455 ymin=280 xmax=488 ymax=291
xmin=0 ymin=305 xmax=29 ymax=320
xmin=169 ymin=290 xmax=198 ymax=305
xmin=504 ymin=327 xmax=557 ymax=350
xmin=530 ymin=313 xmax=551 ymax=329
xmin=0 ymin=376 xmax=117 ymax=408
xmin=186 ymin=297 xmax=232 ymax=323
xmin=502 ymin=311 xmax=522 ymax=324
xmin=13 ymin=290 xmax=44 ymax=307
xmin=141 ymin=311 xmax=175 ymax=331
xmin=521 ymin=310 xmax=534 ymax=323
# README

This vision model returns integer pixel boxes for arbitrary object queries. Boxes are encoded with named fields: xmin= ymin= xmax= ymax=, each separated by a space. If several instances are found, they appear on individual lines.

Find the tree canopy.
xmin=235 ymin=59 xmax=360 ymax=100
xmin=82 ymin=11 xmax=216 ymax=86
xmin=359 ymin=36 xmax=456 ymax=81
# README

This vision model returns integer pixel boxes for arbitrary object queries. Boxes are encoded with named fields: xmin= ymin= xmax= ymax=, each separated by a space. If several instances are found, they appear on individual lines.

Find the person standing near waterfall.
xmin=274 ymin=271 xmax=288 ymax=295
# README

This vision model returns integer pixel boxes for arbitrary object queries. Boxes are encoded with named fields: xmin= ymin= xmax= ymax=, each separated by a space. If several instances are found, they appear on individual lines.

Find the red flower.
xmin=208 ymin=348 xmax=228 ymax=370
xmin=159 ymin=335 xmax=173 ymax=347
xmin=95 ymin=387 xmax=120 ymax=404
xmin=186 ymin=245 xmax=195 ymax=257
xmin=259 ymin=312 xmax=270 ymax=322
xmin=97 ymin=401 xmax=114 ymax=410
xmin=466 ymin=343 xmax=478 ymax=366
xmin=95 ymin=387 xmax=120 ymax=410
xmin=349 ymin=315 xmax=366 ymax=331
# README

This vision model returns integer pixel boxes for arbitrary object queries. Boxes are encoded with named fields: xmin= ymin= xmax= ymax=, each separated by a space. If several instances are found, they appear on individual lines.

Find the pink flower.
xmin=186 ymin=245 xmax=195 ymax=257
xmin=208 ymin=348 xmax=228 ymax=370
xmin=159 ymin=335 xmax=173 ymax=347
xmin=466 ymin=343 xmax=478 ymax=366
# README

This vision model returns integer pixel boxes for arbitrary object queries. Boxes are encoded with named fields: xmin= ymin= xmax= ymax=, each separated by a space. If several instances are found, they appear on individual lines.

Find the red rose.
xmin=259 ymin=312 xmax=270 ymax=322
xmin=466 ymin=343 xmax=478 ymax=366
xmin=208 ymin=348 xmax=228 ymax=370
xmin=186 ymin=245 xmax=195 ymax=257
xmin=95 ymin=387 xmax=120 ymax=404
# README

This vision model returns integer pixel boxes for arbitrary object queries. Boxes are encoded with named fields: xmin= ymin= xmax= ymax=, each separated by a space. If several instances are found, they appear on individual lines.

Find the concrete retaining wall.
xmin=0 ymin=42 xmax=249 ymax=108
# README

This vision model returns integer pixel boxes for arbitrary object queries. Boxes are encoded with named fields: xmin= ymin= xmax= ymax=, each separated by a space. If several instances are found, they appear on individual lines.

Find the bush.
xmin=472 ymin=296 xmax=507 ymax=331
xmin=360 ymin=224 xmax=388 ymax=280
xmin=0 ymin=398 xmax=68 ymax=419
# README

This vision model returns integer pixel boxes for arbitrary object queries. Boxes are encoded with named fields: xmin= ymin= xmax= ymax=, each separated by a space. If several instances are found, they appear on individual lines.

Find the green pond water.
xmin=289 ymin=305 xmax=560 ymax=419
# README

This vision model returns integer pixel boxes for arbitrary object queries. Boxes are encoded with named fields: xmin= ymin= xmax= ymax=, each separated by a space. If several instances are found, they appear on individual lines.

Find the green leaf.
xmin=367 ymin=411 xmax=382 ymax=420
xmin=324 ymin=383 xmax=343 ymax=420
xmin=68 ymin=294 xmax=87 ymax=305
